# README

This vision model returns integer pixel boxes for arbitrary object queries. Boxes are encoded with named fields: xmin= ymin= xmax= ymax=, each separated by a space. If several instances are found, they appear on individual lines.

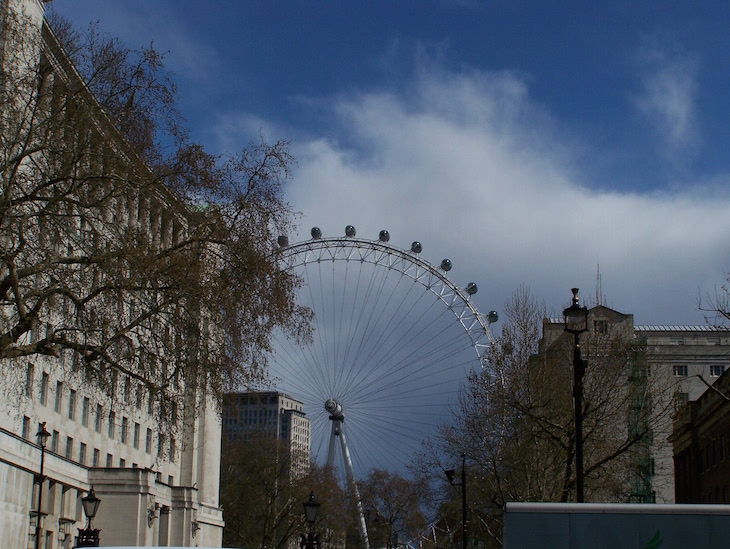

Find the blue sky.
xmin=49 ymin=1 xmax=730 ymax=327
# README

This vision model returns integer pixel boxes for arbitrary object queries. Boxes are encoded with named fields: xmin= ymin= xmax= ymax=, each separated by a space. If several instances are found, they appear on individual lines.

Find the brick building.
xmin=671 ymin=367 xmax=730 ymax=503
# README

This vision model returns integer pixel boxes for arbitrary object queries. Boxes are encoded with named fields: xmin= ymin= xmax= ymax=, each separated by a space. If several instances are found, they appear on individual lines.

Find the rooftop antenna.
xmin=596 ymin=264 xmax=603 ymax=306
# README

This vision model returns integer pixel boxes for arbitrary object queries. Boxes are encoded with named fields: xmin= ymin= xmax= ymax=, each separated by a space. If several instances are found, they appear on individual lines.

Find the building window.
xmin=25 ymin=363 xmax=34 ymax=397
xmin=146 ymin=428 xmax=152 ymax=454
xmin=169 ymin=437 xmax=175 ymax=462
xmin=108 ymin=411 xmax=115 ymax=439
xmin=133 ymin=422 xmax=140 ymax=449
xmin=54 ymin=381 xmax=63 ymax=413
xmin=673 ymin=365 xmax=688 ymax=377
xmin=68 ymin=389 xmax=76 ymax=420
xmin=40 ymin=372 xmax=49 ymax=406
xmin=95 ymin=404 xmax=103 ymax=433
xmin=710 ymin=365 xmax=725 ymax=377
xmin=136 ymin=384 xmax=143 ymax=410
xmin=81 ymin=397 xmax=90 ymax=427
xmin=22 ymin=416 xmax=30 ymax=439
xmin=65 ymin=437 xmax=73 ymax=459
xmin=121 ymin=416 xmax=128 ymax=444
xmin=157 ymin=434 xmax=165 ymax=458
xmin=51 ymin=430 xmax=59 ymax=453
xmin=123 ymin=376 xmax=131 ymax=404
xmin=106 ymin=453 xmax=112 ymax=467
xmin=92 ymin=448 xmax=100 ymax=467
xmin=79 ymin=442 xmax=87 ymax=465
xmin=594 ymin=319 xmax=607 ymax=334
xmin=119 ymin=458 xmax=126 ymax=468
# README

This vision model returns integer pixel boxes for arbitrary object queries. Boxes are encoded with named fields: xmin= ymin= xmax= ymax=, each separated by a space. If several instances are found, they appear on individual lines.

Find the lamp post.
xmin=76 ymin=486 xmax=101 ymax=547
xmin=34 ymin=422 xmax=51 ymax=549
xmin=445 ymin=453 xmax=467 ymax=549
xmin=563 ymin=287 xmax=589 ymax=503
xmin=301 ymin=492 xmax=320 ymax=549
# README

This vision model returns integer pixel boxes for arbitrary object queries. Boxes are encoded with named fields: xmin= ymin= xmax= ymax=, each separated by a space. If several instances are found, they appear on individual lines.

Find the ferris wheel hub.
xmin=325 ymin=398 xmax=344 ymax=421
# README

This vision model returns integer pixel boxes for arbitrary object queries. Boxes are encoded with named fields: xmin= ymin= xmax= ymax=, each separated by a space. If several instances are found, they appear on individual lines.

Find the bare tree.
xmin=221 ymin=434 xmax=348 ymax=549
xmin=359 ymin=469 xmax=431 ymax=549
xmin=424 ymin=285 xmax=676 ymax=547
xmin=0 ymin=6 xmax=311 ymax=426
xmin=700 ymin=271 xmax=730 ymax=327
xmin=221 ymin=434 xmax=307 ymax=549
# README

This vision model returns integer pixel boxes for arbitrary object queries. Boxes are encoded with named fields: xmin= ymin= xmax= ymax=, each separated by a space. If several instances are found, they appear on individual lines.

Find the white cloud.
xmin=280 ymin=64 xmax=729 ymax=326
xmin=634 ymin=43 xmax=700 ymax=156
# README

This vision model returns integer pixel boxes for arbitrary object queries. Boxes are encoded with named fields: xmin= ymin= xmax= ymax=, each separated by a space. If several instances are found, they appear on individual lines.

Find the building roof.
xmin=635 ymin=325 xmax=730 ymax=332
xmin=546 ymin=317 xmax=729 ymax=333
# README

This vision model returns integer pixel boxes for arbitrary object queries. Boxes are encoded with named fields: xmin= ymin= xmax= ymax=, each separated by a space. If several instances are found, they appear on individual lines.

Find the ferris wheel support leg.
xmin=326 ymin=420 xmax=338 ymax=469
xmin=338 ymin=422 xmax=370 ymax=549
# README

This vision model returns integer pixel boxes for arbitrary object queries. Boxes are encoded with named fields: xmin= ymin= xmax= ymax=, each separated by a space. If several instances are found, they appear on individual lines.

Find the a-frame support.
xmin=325 ymin=399 xmax=370 ymax=549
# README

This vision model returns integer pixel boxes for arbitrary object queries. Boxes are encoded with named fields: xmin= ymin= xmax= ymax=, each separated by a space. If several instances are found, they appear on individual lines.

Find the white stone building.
xmin=541 ymin=306 xmax=730 ymax=504
xmin=0 ymin=1 xmax=224 ymax=547
xmin=635 ymin=324 xmax=730 ymax=503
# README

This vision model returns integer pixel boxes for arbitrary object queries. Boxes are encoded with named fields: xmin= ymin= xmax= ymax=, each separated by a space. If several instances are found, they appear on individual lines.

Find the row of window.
xmin=25 ymin=364 xmax=177 ymax=450
xmin=703 ymin=486 xmax=729 ymax=504
xmin=22 ymin=415 xmax=176 ymax=465
xmin=28 ymin=363 xmax=157 ymax=415
xmin=700 ymin=434 xmax=727 ymax=474
xmin=672 ymin=364 xmax=725 ymax=377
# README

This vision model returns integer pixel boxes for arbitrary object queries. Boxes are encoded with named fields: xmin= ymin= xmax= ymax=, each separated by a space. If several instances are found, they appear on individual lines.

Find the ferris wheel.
xmin=265 ymin=225 xmax=498 ymax=475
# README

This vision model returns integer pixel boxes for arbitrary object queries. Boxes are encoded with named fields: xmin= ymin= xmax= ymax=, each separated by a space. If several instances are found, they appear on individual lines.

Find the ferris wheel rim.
xmin=276 ymin=234 xmax=497 ymax=365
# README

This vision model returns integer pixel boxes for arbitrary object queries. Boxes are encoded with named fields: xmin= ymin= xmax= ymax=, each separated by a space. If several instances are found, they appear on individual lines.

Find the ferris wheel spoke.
xmin=347 ymin=413 xmax=437 ymax=470
xmin=345 ymin=310 xmax=472 ymax=401
xmin=336 ymin=259 xmax=392 ymax=396
xmin=340 ymin=261 xmax=404 ymax=390
xmin=350 ymin=279 xmax=451 ymax=392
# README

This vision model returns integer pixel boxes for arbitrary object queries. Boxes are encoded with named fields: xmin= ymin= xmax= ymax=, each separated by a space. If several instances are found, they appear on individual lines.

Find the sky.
xmin=47 ymin=0 xmax=730 ymax=328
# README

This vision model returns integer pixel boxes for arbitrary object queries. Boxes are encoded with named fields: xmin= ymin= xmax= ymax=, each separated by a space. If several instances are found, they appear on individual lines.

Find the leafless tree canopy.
xmin=700 ymin=271 xmax=730 ymax=327
xmin=220 ymin=433 xmax=348 ymax=549
xmin=359 ymin=469 xmax=431 ymax=549
xmin=0 ymin=7 xmax=311 ymax=426
xmin=418 ymin=285 xmax=676 ymax=547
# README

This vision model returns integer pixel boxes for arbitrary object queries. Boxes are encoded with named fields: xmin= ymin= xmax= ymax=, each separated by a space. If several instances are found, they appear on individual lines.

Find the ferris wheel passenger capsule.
xmin=311 ymin=227 xmax=322 ymax=239
xmin=466 ymin=282 xmax=478 ymax=295
xmin=277 ymin=235 xmax=289 ymax=247
xmin=379 ymin=230 xmax=390 ymax=242
xmin=345 ymin=225 xmax=356 ymax=237
xmin=411 ymin=241 xmax=422 ymax=254
xmin=488 ymin=310 xmax=499 ymax=324
xmin=441 ymin=259 xmax=452 ymax=271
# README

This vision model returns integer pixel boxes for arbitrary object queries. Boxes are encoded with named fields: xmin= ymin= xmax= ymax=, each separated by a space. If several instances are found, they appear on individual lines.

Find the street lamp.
xmin=301 ymin=492 xmax=320 ymax=549
xmin=445 ymin=453 xmax=467 ymax=549
xmin=34 ymin=422 xmax=50 ymax=549
xmin=76 ymin=486 xmax=101 ymax=547
xmin=563 ymin=287 xmax=589 ymax=503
